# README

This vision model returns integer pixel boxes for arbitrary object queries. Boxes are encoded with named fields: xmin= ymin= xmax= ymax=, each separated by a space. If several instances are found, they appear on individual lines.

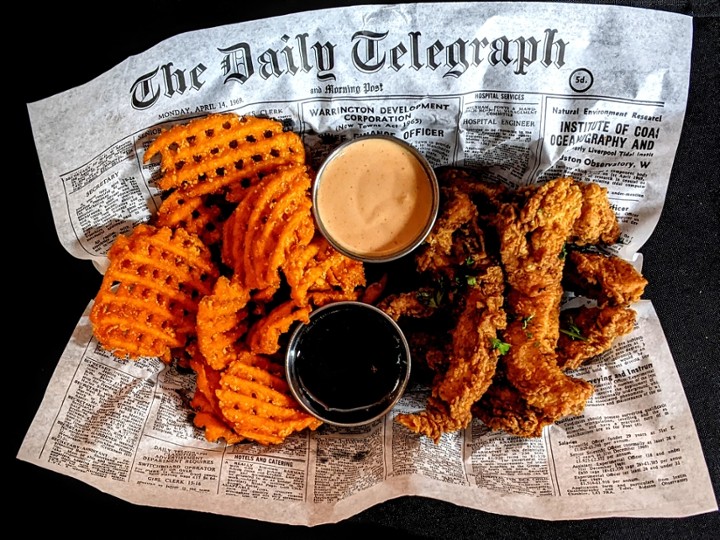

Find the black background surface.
xmin=12 ymin=1 xmax=718 ymax=537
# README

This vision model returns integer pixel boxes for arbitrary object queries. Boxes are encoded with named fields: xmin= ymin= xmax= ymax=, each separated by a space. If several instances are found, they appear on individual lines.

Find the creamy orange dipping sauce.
xmin=315 ymin=137 xmax=436 ymax=259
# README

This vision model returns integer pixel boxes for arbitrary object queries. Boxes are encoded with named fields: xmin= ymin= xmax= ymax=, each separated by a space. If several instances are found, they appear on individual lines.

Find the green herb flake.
xmin=491 ymin=338 xmax=511 ymax=355
xmin=559 ymin=243 xmax=568 ymax=260
xmin=416 ymin=291 xmax=433 ymax=307
xmin=521 ymin=314 xmax=534 ymax=329
xmin=560 ymin=323 xmax=587 ymax=341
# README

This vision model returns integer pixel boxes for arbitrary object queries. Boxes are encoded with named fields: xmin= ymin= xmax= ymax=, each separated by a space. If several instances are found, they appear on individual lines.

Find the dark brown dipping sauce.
xmin=287 ymin=303 xmax=410 ymax=425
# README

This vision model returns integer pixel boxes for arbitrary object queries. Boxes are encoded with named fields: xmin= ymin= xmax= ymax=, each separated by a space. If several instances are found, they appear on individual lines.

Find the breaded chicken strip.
xmin=378 ymin=290 xmax=437 ymax=321
xmin=570 ymin=181 xmax=621 ymax=245
xmin=502 ymin=323 xmax=594 ymax=419
xmin=495 ymin=177 xmax=581 ymax=295
xmin=415 ymin=183 xmax=489 ymax=278
xmin=396 ymin=266 xmax=506 ymax=442
xmin=495 ymin=178 xmax=594 ymax=420
xmin=564 ymin=250 xmax=648 ymax=307
xmin=472 ymin=371 xmax=555 ymax=438
xmin=435 ymin=166 xmax=507 ymax=209
xmin=557 ymin=306 xmax=637 ymax=370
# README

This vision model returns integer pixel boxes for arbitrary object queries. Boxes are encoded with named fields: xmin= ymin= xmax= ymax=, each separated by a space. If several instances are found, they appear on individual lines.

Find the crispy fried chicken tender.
xmin=379 ymin=171 xmax=508 ymax=441
xmin=564 ymin=250 xmax=648 ymax=307
xmin=557 ymin=306 xmax=637 ymax=370
xmin=378 ymin=291 xmax=437 ymax=321
xmin=395 ymin=266 xmax=506 ymax=442
xmin=570 ymin=181 xmax=622 ymax=245
xmin=415 ymin=184 xmax=490 ymax=279
xmin=494 ymin=178 xmax=595 ymax=422
xmin=472 ymin=372 xmax=555 ymax=438
xmin=495 ymin=177 xmax=582 ymax=295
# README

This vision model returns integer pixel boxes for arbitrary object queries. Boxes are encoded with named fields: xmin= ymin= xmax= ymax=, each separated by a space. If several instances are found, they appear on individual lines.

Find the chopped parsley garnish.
xmin=560 ymin=322 xmax=587 ymax=341
xmin=559 ymin=243 xmax=568 ymax=260
xmin=521 ymin=314 xmax=534 ymax=329
xmin=417 ymin=289 xmax=444 ymax=309
xmin=491 ymin=338 xmax=511 ymax=355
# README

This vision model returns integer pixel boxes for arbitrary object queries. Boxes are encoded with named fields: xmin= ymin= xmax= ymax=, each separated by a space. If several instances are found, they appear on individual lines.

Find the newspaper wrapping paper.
xmin=20 ymin=1 xmax=717 ymax=524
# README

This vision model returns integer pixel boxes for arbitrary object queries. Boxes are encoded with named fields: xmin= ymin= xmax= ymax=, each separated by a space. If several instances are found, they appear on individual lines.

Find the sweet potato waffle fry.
xmin=246 ymin=300 xmax=312 ymax=355
xmin=196 ymin=276 xmax=251 ymax=370
xmin=154 ymin=190 xmax=228 ymax=247
xmin=144 ymin=114 xmax=305 ymax=192
xmin=284 ymin=236 xmax=367 ymax=307
xmin=221 ymin=164 xmax=315 ymax=296
xmin=90 ymin=224 xmax=219 ymax=363
xmin=214 ymin=351 xmax=322 ymax=443
xmin=91 ymin=112 xmax=366 ymax=446
xmin=189 ymin=351 xmax=321 ymax=445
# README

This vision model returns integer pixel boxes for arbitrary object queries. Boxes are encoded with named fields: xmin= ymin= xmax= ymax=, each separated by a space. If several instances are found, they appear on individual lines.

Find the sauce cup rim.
xmin=311 ymin=135 xmax=440 ymax=263
xmin=285 ymin=300 xmax=412 ymax=427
